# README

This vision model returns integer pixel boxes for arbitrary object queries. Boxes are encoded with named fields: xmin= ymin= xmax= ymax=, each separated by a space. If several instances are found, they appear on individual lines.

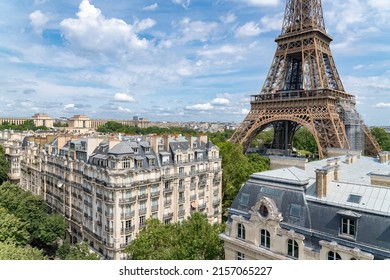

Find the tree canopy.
xmin=0 ymin=242 xmax=47 ymax=260
xmin=0 ymin=182 xmax=65 ymax=248
xmin=56 ymin=242 xmax=101 ymax=260
xmin=371 ymin=127 xmax=390 ymax=151
xmin=0 ymin=145 xmax=9 ymax=184
xmin=126 ymin=212 xmax=225 ymax=260
xmin=96 ymin=121 xmax=198 ymax=136
xmin=0 ymin=120 xmax=48 ymax=131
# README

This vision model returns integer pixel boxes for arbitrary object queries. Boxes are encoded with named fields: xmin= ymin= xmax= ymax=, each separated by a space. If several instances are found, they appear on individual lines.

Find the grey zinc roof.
xmin=169 ymin=141 xmax=190 ymax=151
xmin=227 ymin=154 xmax=390 ymax=258
xmin=108 ymin=141 xmax=135 ymax=155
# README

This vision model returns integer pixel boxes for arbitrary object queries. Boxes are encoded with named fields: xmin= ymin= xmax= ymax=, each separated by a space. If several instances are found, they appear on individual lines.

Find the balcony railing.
xmin=151 ymin=191 xmax=160 ymax=198
xmin=120 ymin=211 xmax=135 ymax=220
xmin=163 ymin=212 xmax=173 ymax=220
xmin=121 ymin=225 xmax=135 ymax=235
xmin=163 ymin=187 xmax=173 ymax=194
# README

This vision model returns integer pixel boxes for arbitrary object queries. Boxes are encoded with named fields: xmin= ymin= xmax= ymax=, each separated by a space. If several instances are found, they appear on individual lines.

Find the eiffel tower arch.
xmin=231 ymin=0 xmax=381 ymax=158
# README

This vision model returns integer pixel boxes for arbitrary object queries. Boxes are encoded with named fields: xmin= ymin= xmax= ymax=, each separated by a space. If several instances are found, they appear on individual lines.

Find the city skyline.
xmin=0 ymin=0 xmax=389 ymax=125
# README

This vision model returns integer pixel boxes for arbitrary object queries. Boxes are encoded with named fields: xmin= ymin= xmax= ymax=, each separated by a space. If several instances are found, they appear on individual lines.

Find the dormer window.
xmin=122 ymin=159 xmax=131 ymax=169
xmin=337 ymin=210 xmax=360 ymax=240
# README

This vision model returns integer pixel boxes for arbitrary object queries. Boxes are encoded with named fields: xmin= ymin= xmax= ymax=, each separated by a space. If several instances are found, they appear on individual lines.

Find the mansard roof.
xmin=108 ymin=141 xmax=135 ymax=156
xmin=228 ymin=154 xmax=390 ymax=259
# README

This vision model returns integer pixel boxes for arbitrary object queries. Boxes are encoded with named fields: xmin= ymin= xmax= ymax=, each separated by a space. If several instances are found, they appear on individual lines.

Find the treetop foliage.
xmin=126 ymin=212 xmax=225 ymax=260
xmin=97 ymin=121 xmax=199 ymax=136
xmin=0 ymin=145 xmax=9 ymax=184
xmin=0 ymin=120 xmax=48 ymax=131
xmin=371 ymin=127 xmax=390 ymax=151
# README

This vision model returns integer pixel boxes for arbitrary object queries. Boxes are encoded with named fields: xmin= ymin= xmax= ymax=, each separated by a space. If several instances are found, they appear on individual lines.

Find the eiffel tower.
xmin=231 ymin=0 xmax=381 ymax=158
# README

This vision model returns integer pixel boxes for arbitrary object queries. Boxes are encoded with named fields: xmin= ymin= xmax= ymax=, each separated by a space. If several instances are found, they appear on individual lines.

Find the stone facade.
xmin=1 ymin=131 xmax=222 ymax=259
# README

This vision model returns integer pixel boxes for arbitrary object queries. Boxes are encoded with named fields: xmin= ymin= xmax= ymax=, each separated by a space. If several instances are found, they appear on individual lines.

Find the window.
xmin=125 ymin=220 xmax=132 ymax=229
xmin=260 ymin=229 xmax=270 ymax=249
xmin=327 ymin=251 xmax=342 ymax=260
xmin=287 ymin=239 xmax=299 ymax=259
xmin=237 ymin=223 xmax=246 ymax=239
xmin=259 ymin=204 xmax=269 ymax=218
xmin=240 ymin=193 xmax=249 ymax=206
xmin=136 ymin=160 xmax=143 ymax=168
xmin=121 ymin=159 xmax=130 ymax=168
xmin=125 ymin=235 xmax=132 ymax=245
xmin=139 ymin=216 xmax=145 ymax=226
xmin=341 ymin=218 xmax=356 ymax=237
xmin=236 ymin=252 xmax=245 ymax=260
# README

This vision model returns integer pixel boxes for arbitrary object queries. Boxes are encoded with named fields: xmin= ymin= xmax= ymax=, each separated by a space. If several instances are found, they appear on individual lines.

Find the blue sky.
xmin=0 ymin=0 xmax=389 ymax=125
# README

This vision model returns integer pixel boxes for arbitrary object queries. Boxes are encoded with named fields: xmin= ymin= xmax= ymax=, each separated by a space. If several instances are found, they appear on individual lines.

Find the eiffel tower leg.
xmin=271 ymin=121 xmax=299 ymax=151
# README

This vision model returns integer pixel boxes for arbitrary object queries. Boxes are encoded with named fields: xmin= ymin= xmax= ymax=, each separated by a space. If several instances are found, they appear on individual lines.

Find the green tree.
xmin=0 ymin=146 xmax=9 ymax=184
xmin=56 ymin=242 xmax=100 ymax=260
xmin=36 ymin=214 xmax=66 ymax=246
xmin=0 ymin=242 xmax=47 ymax=260
xmin=126 ymin=213 xmax=225 ymax=260
xmin=0 ymin=207 xmax=29 ymax=246
xmin=371 ymin=127 xmax=390 ymax=151
xmin=175 ymin=212 xmax=224 ymax=260
xmin=292 ymin=127 xmax=318 ymax=155
xmin=0 ymin=182 xmax=65 ymax=249
xmin=126 ymin=219 xmax=177 ymax=260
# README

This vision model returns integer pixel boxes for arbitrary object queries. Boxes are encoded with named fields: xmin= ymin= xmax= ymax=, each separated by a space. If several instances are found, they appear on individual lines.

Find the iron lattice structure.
xmin=231 ymin=0 xmax=381 ymax=158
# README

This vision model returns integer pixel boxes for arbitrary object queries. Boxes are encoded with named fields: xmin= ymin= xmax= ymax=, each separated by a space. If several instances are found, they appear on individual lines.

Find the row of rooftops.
xmin=39 ymin=134 xmax=219 ymax=169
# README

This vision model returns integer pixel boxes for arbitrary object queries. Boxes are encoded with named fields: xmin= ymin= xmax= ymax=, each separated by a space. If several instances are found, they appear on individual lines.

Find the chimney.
xmin=108 ymin=138 xmax=121 ymax=150
xmin=199 ymin=134 xmax=208 ymax=144
xmin=149 ymin=135 xmax=160 ymax=154
xmin=316 ymin=167 xmax=334 ymax=198
xmin=379 ymin=152 xmax=389 ymax=164
xmin=162 ymin=134 xmax=170 ymax=151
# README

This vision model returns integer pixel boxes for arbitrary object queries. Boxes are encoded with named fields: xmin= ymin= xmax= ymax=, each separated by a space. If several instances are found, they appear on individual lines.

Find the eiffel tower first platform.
xmin=231 ymin=0 xmax=381 ymax=159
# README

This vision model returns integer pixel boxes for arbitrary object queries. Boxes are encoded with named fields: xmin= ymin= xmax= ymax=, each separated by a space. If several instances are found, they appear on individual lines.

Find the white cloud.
xmin=29 ymin=10 xmax=49 ymax=35
xmin=198 ymin=45 xmax=241 ymax=58
xmin=241 ymin=0 xmax=279 ymax=6
xmin=133 ymin=18 xmax=156 ymax=32
xmin=118 ymin=106 xmax=132 ymax=113
xmin=235 ymin=21 xmax=262 ymax=37
xmin=375 ymin=103 xmax=390 ymax=108
xmin=114 ymin=93 xmax=136 ymax=103
xmin=211 ymin=98 xmax=230 ymax=105
xmin=368 ymin=0 xmax=390 ymax=11
xmin=142 ymin=3 xmax=159 ymax=11
xmin=353 ymin=64 xmax=364 ymax=70
xmin=241 ymin=108 xmax=250 ymax=115
xmin=34 ymin=0 xmax=48 ymax=5
xmin=177 ymin=18 xmax=218 ymax=43
xmin=220 ymin=12 xmax=236 ymax=24
xmin=60 ymin=0 xmax=149 ymax=54
xmin=64 ymin=104 xmax=75 ymax=110
xmin=172 ymin=0 xmax=191 ymax=9
xmin=185 ymin=103 xmax=214 ymax=111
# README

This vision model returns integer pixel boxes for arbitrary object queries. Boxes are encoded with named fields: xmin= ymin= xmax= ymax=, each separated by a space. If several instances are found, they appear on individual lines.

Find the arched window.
xmin=327 ymin=251 xmax=342 ymax=260
xmin=237 ymin=223 xmax=246 ymax=239
xmin=260 ymin=229 xmax=270 ymax=248
xmin=287 ymin=239 xmax=299 ymax=259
